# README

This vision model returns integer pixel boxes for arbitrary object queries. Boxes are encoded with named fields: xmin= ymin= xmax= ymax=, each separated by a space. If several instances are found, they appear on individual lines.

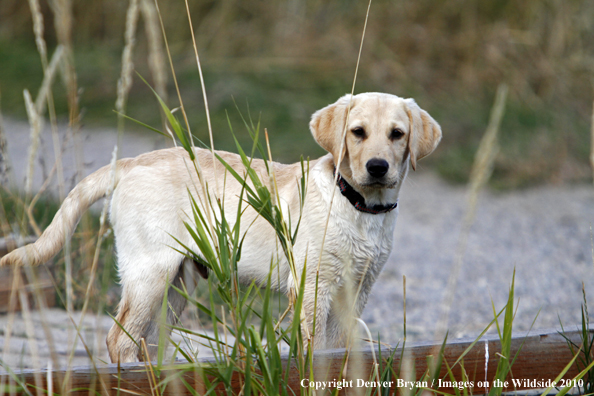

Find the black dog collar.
xmin=333 ymin=168 xmax=398 ymax=214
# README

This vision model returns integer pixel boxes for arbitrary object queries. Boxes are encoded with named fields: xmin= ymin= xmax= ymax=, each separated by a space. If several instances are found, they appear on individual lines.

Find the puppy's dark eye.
xmin=390 ymin=128 xmax=404 ymax=140
xmin=351 ymin=127 xmax=366 ymax=138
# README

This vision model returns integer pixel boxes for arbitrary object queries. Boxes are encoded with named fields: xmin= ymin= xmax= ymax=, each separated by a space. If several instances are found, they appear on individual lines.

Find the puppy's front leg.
xmin=300 ymin=277 xmax=335 ymax=350
xmin=324 ymin=267 xmax=378 ymax=349
xmin=325 ymin=293 xmax=358 ymax=349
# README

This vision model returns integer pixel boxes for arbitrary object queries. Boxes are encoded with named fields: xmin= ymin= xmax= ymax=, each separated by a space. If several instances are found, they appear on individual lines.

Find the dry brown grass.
xmin=2 ymin=1 xmax=592 ymax=109
xmin=591 ymin=100 xmax=594 ymax=184
xmin=437 ymin=84 xmax=509 ymax=338
xmin=1 ymin=1 xmax=592 ymax=187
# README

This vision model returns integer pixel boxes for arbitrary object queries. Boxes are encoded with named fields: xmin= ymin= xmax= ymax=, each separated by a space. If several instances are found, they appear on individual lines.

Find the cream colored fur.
xmin=0 ymin=93 xmax=441 ymax=362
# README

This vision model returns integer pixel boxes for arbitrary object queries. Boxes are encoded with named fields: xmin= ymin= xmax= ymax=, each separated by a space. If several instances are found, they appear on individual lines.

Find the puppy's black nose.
xmin=366 ymin=158 xmax=389 ymax=178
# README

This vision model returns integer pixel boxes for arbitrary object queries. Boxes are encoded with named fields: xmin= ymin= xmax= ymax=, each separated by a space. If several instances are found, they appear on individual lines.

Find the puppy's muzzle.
xmin=366 ymin=158 xmax=389 ymax=179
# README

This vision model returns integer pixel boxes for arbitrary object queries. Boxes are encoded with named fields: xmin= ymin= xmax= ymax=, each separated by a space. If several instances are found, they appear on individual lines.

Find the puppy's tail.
xmin=0 ymin=161 xmax=130 ymax=267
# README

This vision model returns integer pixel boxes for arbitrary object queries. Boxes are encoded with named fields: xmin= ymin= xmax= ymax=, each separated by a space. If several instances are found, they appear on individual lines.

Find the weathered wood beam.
xmin=0 ymin=328 xmax=587 ymax=395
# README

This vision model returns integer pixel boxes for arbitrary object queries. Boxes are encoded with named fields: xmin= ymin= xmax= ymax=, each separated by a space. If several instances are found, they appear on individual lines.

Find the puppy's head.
xmin=309 ymin=93 xmax=441 ymax=190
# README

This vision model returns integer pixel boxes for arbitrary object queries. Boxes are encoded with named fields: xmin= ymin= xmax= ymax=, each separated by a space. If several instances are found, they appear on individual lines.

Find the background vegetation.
xmin=1 ymin=0 xmax=593 ymax=188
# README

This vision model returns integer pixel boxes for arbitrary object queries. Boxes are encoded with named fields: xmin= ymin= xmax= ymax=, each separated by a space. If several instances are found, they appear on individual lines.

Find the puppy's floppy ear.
xmin=405 ymin=98 xmax=442 ymax=171
xmin=309 ymin=94 xmax=353 ymax=162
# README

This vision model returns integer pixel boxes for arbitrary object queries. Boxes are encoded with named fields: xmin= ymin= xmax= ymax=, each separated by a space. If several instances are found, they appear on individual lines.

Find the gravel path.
xmin=366 ymin=172 xmax=594 ymax=344
xmin=2 ymin=119 xmax=594 ymax=368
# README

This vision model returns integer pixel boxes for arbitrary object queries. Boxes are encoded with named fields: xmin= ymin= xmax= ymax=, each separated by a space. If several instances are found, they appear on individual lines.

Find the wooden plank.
xmin=0 ymin=328 xmax=587 ymax=395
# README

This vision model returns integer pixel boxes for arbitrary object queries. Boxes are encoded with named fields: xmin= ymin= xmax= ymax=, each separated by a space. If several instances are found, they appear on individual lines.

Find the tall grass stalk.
xmin=316 ymin=0 xmax=373 ymax=266
xmin=27 ymin=0 xmax=65 ymax=240
xmin=0 ymin=270 xmax=20 ymax=394
xmin=559 ymin=283 xmax=594 ymax=394
xmin=312 ymin=2 xmax=373 ymax=374
xmin=52 ymin=11 xmax=97 ymax=378
xmin=26 ymin=0 xmax=65 ymax=246
xmin=22 ymin=47 xmax=63 ymax=237
xmin=25 ymin=4 xmax=71 ymax=382
xmin=23 ymin=90 xmax=41 ymax=205
xmin=538 ymin=343 xmax=594 ymax=396
xmin=32 ymin=46 xmax=63 ymax=119
xmin=27 ymin=0 xmax=46 ymax=67
xmin=23 ymin=1 xmax=109 ymax=392
xmin=22 ymin=1 xmax=79 ymax=391
xmin=48 ymin=2 xmax=80 ymax=363
xmin=16 ymin=279 xmax=44 ymax=395
xmin=487 ymin=271 xmax=516 ymax=396
xmin=140 ymin=0 xmax=167 ymax=100
xmin=49 ymin=0 xmax=78 ymax=129
xmin=0 ymin=100 xmax=12 ymax=238
xmin=436 ymin=84 xmax=508 ymax=339
xmin=151 ymin=0 xmax=220 ymax=260
xmin=116 ymin=0 xmax=139 ymax=139
xmin=16 ymin=5 xmax=70 ymax=385
xmin=591 ymin=100 xmax=594 ymax=185
xmin=21 ymin=266 xmax=61 ymax=380
xmin=27 ymin=0 xmax=65 ymax=236
xmin=0 ymin=87 xmax=23 ymax=396
xmin=356 ymin=317 xmax=381 ymax=385
xmin=62 ymin=0 xmax=141 ymax=384
xmin=83 ymin=0 xmax=141 ymax=354
xmin=26 ymin=46 xmax=64 ymax=236
xmin=140 ymin=0 xmax=168 ymax=130
xmin=152 ymin=0 xmax=192 ymax=145
xmin=184 ymin=0 xmax=219 ymax=197
xmin=72 ymin=147 xmax=118 ymax=356
xmin=0 ymin=91 xmax=10 ymax=190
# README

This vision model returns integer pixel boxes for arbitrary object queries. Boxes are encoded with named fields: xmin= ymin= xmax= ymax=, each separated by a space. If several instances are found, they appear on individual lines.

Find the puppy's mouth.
xmin=361 ymin=178 xmax=399 ymax=189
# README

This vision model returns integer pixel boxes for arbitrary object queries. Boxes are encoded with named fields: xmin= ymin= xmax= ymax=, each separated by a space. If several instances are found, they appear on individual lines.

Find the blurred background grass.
xmin=1 ymin=0 xmax=593 ymax=189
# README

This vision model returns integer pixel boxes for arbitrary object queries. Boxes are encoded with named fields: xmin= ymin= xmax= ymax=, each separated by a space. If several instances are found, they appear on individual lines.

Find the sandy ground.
xmin=1 ymin=118 xmax=594 ymax=369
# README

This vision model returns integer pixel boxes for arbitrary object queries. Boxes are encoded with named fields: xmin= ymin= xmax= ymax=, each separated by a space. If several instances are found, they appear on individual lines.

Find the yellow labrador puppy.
xmin=0 ymin=93 xmax=441 ymax=362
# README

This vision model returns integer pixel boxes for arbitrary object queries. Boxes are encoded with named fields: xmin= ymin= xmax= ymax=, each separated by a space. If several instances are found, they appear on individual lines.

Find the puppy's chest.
xmin=307 ymin=163 xmax=398 ymax=277
xmin=326 ymin=210 xmax=396 ymax=272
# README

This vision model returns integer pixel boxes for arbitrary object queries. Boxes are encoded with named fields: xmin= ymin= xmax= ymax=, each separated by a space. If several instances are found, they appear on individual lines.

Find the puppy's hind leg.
xmin=106 ymin=255 xmax=193 ymax=363
xmin=139 ymin=258 xmax=202 ymax=361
